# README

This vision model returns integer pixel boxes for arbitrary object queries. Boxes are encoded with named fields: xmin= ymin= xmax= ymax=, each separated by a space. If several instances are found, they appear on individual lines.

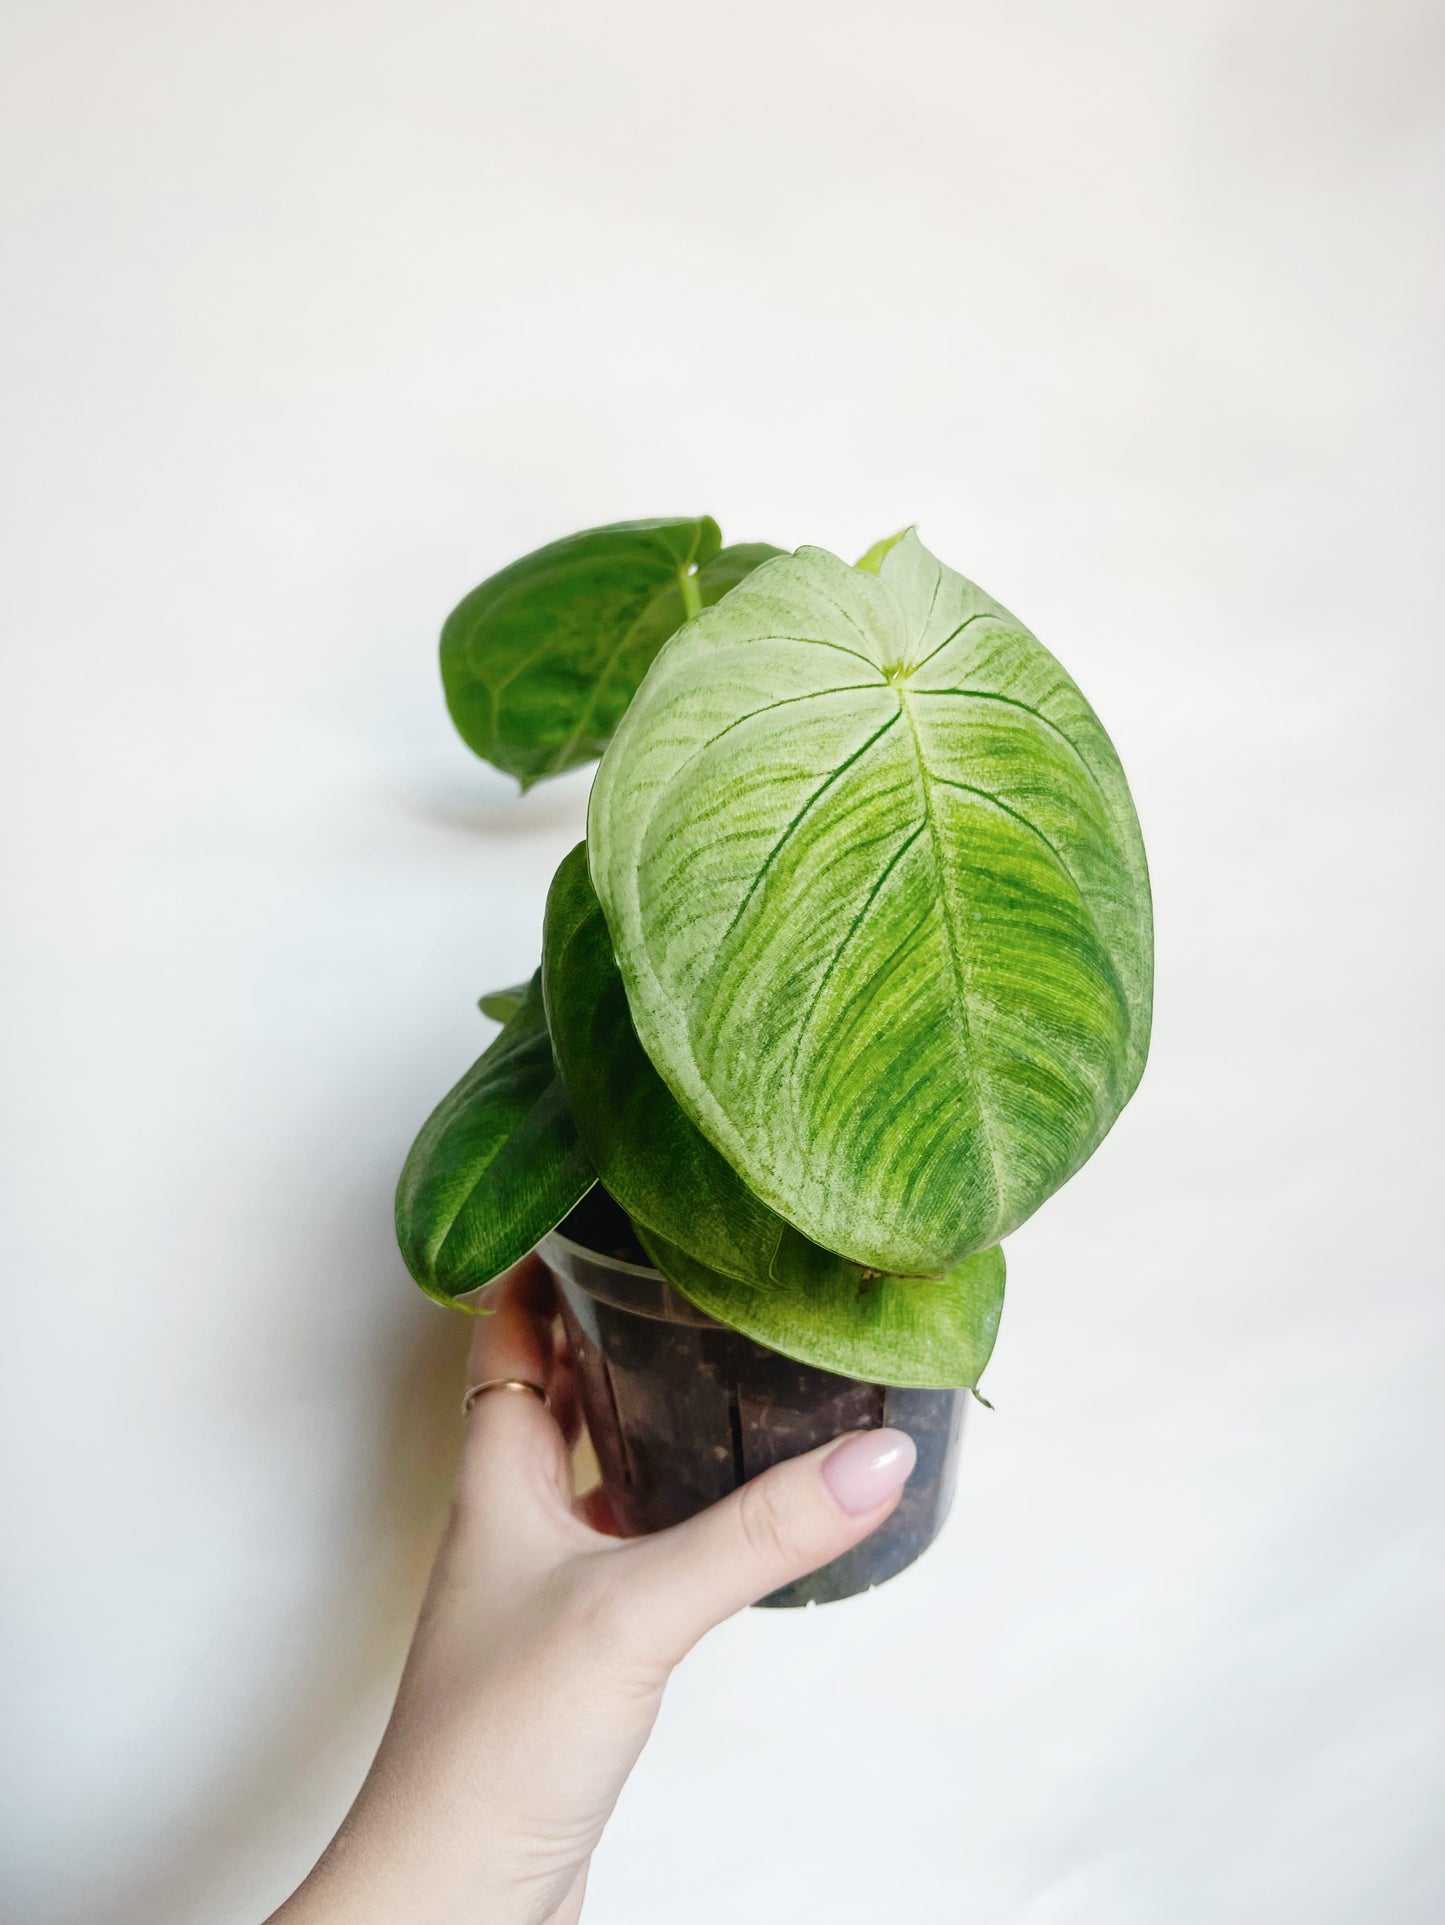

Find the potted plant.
xmin=396 ymin=517 xmax=1153 ymax=1605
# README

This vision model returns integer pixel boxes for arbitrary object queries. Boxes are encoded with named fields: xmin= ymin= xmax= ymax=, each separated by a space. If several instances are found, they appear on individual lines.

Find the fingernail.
xmin=821 ymin=1428 xmax=917 ymax=1515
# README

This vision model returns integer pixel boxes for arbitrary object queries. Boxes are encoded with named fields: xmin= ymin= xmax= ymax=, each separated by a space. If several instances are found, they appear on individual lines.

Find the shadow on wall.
xmin=106 ymin=1275 xmax=468 ymax=1925
xmin=386 ymin=764 xmax=593 ymax=841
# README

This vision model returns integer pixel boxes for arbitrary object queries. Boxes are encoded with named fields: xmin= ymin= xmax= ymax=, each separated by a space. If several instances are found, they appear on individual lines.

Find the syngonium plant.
xmin=396 ymin=517 xmax=1153 ymax=1392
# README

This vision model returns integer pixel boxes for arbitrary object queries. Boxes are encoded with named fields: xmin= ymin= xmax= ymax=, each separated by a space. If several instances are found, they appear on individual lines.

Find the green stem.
xmin=679 ymin=567 xmax=702 ymax=620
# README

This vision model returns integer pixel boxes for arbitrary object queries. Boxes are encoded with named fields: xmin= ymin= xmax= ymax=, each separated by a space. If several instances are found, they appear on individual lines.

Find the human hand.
xmin=269 ymin=1258 xmax=916 ymax=1925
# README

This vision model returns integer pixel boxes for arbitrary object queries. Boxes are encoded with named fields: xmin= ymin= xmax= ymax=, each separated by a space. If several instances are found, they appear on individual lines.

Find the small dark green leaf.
xmin=395 ymin=971 xmax=594 ymax=1306
xmin=478 ymin=980 xmax=531 ymax=1023
xmin=635 ymin=1224 xmax=1007 ymax=1390
xmin=440 ymin=520 xmax=782 ymax=790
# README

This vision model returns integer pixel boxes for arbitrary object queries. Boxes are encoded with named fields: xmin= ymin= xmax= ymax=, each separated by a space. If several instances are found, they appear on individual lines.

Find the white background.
xmin=2 ymin=3 xmax=1442 ymax=1920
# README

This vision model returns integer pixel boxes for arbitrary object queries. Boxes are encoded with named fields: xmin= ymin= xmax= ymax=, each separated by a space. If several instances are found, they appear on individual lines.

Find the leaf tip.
xmin=854 ymin=528 xmax=912 ymax=575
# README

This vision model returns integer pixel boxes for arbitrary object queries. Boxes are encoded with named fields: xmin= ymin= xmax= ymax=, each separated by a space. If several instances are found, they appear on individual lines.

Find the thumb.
xmin=615 ymin=1429 xmax=917 ymax=1660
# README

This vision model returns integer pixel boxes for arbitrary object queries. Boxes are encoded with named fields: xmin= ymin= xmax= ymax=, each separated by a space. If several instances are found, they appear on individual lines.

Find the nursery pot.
xmin=540 ymin=1191 xmax=967 ymax=1608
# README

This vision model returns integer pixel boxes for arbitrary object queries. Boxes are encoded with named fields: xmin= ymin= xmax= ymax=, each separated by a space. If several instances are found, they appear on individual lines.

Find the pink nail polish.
xmin=821 ymin=1428 xmax=917 ymax=1515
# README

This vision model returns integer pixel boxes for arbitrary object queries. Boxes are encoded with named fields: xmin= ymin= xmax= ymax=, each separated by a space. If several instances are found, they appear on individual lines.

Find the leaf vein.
xmin=785 ymin=819 xmax=927 ymax=1112
xmin=926 ymin=774 xmax=1129 ymax=1017
xmin=910 ymin=685 xmax=1095 ymax=773
xmin=905 ymin=609 xmax=1002 ymax=676
xmin=542 ymin=570 xmax=685 ymax=777
xmin=710 ymin=710 xmax=902 ymax=962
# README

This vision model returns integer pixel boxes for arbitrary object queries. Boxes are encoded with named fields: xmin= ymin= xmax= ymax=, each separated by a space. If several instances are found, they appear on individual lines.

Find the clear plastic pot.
xmin=540 ymin=1192 xmax=967 ymax=1608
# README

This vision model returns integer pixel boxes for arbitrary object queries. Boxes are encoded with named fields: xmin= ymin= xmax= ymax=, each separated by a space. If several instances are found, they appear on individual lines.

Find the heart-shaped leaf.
xmin=589 ymin=531 xmax=1152 ymax=1275
xmin=634 ymin=1222 xmax=1007 ymax=1390
xmin=441 ymin=519 xmax=784 ymax=788
xmin=395 ymin=971 xmax=594 ymax=1304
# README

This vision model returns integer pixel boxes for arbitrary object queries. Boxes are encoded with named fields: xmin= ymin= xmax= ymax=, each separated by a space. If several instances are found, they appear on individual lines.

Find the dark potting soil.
xmin=556 ymin=1185 xmax=650 ymax=1266
xmin=549 ymin=1185 xmax=967 ymax=1607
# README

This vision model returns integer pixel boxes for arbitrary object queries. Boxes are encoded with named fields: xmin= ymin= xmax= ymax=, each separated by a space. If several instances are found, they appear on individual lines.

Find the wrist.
xmin=269 ymin=1807 xmax=562 ymax=1925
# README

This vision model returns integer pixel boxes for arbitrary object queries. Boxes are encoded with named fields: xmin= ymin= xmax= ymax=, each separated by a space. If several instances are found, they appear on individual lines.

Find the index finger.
xmin=466 ymin=1253 xmax=557 ymax=1387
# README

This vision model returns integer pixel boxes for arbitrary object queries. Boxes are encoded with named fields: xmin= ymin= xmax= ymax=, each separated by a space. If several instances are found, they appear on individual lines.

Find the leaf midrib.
xmin=427 ymin=1061 xmax=560 ymax=1271
xmin=542 ymin=560 xmax=694 ymax=777
xmin=897 ymin=685 xmax=1004 ymax=1214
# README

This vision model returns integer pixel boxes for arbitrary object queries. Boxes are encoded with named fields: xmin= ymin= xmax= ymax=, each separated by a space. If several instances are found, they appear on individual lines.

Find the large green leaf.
xmin=634 ymin=1224 xmax=1007 ymax=1391
xmin=440 ymin=519 xmax=784 ymax=789
xmin=395 ymin=971 xmax=594 ymax=1305
xmin=589 ymin=531 xmax=1152 ymax=1276
xmin=543 ymin=841 xmax=1007 ymax=1384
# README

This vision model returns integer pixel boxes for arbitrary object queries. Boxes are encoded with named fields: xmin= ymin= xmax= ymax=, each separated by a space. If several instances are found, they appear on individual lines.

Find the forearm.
xmin=264 ymin=1265 xmax=912 ymax=1925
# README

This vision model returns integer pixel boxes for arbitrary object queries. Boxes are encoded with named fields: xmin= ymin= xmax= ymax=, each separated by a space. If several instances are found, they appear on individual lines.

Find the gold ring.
xmin=461 ymin=1377 xmax=550 ymax=1417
